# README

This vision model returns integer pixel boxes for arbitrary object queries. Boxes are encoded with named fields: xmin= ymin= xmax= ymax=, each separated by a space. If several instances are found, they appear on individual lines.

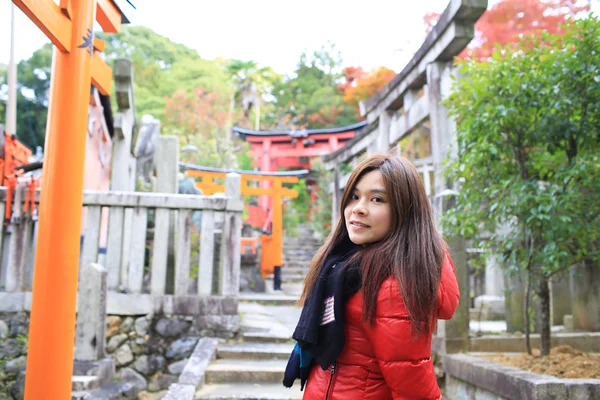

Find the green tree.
xmin=163 ymin=86 xmax=241 ymax=168
xmin=443 ymin=17 xmax=600 ymax=356
xmin=14 ymin=43 xmax=52 ymax=149
xmin=226 ymin=59 xmax=282 ymax=129
xmin=98 ymin=26 xmax=229 ymax=121
xmin=265 ymin=42 xmax=356 ymax=129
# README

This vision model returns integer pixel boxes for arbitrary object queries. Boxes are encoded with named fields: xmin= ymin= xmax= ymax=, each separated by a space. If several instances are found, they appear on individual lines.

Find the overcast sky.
xmin=1 ymin=0 xmax=455 ymax=75
xmin=2 ymin=1 xmax=598 ymax=75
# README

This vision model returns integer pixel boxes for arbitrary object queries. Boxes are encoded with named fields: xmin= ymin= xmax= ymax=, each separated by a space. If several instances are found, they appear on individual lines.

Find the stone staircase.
xmin=280 ymin=225 xmax=321 ymax=296
xmin=195 ymin=300 xmax=303 ymax=399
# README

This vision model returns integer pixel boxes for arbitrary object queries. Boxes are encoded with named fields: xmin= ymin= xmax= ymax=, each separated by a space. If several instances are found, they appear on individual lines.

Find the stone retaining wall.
xmin=0 ymin=312 xmax=29 ymax=400
xmin=469 ymin=332 xmax=600 ymax=353
xmin=444 ymin=353 xmax=600 ymax=400
xmin=0 ymin=297 xmax=237 ymax=400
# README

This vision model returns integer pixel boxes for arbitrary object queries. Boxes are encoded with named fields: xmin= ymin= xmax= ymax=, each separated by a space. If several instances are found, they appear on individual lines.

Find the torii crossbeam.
xmin=10 ymin=1 xmax=134 ymax=398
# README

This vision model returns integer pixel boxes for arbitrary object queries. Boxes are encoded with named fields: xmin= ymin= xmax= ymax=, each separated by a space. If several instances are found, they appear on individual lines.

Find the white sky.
xmin=0 ymin=0 xmax=453 ymax=75
xmin=1 ymin=0 xmax=598 ymax=75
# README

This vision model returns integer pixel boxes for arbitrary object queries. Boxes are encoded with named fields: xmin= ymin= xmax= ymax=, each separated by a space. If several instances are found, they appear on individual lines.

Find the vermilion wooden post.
xmin=23 ymin=1 xmax=96 ymax=398
xmin=10 ymin=0 xmax=126 ymax=397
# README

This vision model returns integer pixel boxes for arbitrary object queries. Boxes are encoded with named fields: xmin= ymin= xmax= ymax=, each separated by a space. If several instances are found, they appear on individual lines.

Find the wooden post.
xmin=11 ymin=0 xmax=128 ymax=397
xmin=24 ymin=0 xmax=96 ymax=397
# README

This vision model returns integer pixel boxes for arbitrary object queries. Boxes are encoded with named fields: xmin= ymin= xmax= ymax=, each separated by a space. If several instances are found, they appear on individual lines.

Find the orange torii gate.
xmin=182 ymin=164 xmax=309 ymax=289
xmin=10 ymin=1 xmax=134 ymax=398
xmin=233 ymin=121 xmax=367 ymax=217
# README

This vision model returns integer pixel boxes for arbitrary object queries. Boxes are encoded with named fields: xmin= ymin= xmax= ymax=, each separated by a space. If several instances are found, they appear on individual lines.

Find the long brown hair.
xmin=300 ymin=154 xmax=445 ymax=336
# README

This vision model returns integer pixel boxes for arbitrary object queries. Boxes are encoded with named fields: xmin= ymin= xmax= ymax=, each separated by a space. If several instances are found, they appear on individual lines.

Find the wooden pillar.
xmin=24 ymin=0 xmax=97 ymax=398
xmin=271 ymin=179 xmax=283 ymax=290
xmin=328 ymin=136 xmax=339 ymax=152
xmin=259 ymin=139 xmax=271 ymax=211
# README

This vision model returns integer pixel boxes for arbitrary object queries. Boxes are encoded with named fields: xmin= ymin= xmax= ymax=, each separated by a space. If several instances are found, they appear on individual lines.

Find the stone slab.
xmin=107 ymin=292 xmax=153 ymax=315
xmin=163 ymin=383 xmax=196 ymax=400
xmin=195 ymin=383 xmax=303 ymax=400
xmin=0 ymin=292 xmax=25 ymax=312
xmin=239 ymin=293 xmax=300 ymax=306
xmin=242 ymin=332 xmax=293 ymax=344
xmin=217 ymin=343 xmax=294 ymax=360
xmin=444 ymin=353 xmax=600 ymax=400
xmin=178 ymin=337 xmax=219 ymax=386
xmin=205 ymin=359 xmax=288 ymax=384
xmin=469 ymin=332 xmax=600 ymax=353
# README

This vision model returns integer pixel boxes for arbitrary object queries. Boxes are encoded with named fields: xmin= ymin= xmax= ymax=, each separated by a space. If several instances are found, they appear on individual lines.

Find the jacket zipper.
xmin=325 ymin=363 xmax=336 ymax=400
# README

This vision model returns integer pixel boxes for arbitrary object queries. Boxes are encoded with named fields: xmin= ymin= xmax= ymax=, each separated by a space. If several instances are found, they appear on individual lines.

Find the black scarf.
xmin=283 ymin=239 xmax=361 ymax=389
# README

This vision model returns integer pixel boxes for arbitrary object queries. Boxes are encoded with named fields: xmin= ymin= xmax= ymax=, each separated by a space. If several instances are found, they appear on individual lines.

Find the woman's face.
xmin=344 ymin=170 xmax=392 ymax=246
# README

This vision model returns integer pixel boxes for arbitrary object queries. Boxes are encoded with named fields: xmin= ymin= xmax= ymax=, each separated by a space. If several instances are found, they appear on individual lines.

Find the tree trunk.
xmin=538 ymin=276 xmax=552 ymax=356
xmin=524 ymin=269 xmax=532 ymax=355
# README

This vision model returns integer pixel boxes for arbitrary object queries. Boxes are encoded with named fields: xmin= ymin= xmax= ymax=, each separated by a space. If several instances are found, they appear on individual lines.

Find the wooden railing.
xmin=0 ymin=174 xmax=243 ymax=314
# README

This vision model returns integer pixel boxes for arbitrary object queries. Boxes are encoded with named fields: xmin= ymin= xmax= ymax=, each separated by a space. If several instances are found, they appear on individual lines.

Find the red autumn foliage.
xmin=307 ymin=105 xmax=342 ymax=126
xmin=340 ymin=66 xmax=396 ymax=108
xmin=424 ymin=0 xmax=590 ymax=59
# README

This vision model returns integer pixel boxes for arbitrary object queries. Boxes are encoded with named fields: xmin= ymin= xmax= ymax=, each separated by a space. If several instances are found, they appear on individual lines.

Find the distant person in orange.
xmin=284 ymin=153 xmax=460 ymax=399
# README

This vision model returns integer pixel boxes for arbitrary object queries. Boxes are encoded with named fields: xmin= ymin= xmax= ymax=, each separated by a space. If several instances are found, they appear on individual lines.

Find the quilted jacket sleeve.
xmin=437 ymin=252 xmax=460 ymax=320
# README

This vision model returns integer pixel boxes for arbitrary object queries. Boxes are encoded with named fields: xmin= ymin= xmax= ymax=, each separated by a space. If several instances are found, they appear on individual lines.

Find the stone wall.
xmin=0 ymin=312 xmax=29 ymax=400
xmin=0 ymin=304 xmax=237 ymax=399
xmin=444 ymin=353 xmax=600 ymax=400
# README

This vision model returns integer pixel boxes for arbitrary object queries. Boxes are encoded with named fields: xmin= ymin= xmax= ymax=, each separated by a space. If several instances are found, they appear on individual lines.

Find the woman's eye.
xmin=372 ymin=197 xmax=383 ymax=203
xmin=351 ymin=194 xmax=359 ymax=200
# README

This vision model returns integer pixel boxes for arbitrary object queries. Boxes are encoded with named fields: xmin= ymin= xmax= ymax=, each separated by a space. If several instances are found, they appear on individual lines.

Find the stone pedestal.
xmin=75 ymin=263 xmax=108 ymax=361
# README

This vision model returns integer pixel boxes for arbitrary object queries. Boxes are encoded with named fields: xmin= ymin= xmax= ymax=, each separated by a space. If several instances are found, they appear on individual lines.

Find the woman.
xmin=283 ymin=154 xmax=460 ymax=399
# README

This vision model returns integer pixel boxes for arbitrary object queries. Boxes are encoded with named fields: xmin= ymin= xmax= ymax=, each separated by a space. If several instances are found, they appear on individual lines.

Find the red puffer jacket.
xmin=302 ymin=254 xmax=460 ymax=400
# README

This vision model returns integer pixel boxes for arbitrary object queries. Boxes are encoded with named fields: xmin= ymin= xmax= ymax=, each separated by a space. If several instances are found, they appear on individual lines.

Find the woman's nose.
xmin=352 ymin=200 xmax=367 ymax=215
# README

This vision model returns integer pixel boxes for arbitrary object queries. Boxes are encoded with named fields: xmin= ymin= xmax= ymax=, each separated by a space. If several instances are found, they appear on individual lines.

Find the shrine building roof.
xmin=232 ymin=120 xmax=367 ymax=139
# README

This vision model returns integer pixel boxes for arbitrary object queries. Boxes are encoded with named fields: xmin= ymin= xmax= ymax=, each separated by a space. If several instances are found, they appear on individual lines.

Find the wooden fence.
xmin=0 ymin=174 xmax=243 ymax=315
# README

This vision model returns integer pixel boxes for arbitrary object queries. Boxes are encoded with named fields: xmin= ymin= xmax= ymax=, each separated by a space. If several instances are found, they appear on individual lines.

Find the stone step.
xmin=205 ymin=359 xmax=288 ymax=384
xmin=195 ymin=383 xmax=302 ymax=399
xmin=239 ymin=293 xmax=300 ymax=306
xmin=242 ymin=331 xmax=294 ymax=344
xmin=283 ymin=248 xmax=318 ymax=254
xmin=282 ymin=263 xmax=308 ymax=268
xmin=281 ymin=268 xmax=308 ymax=276
xmin=280 ymin=274 xmax=307 ymax=283
xmin=283 ymin=244 xmax=319 ymax=249
xmin=281 ymin=283 xmax=304 ymax=297
xmin=217 ymin=343 xmax=294 ymax=360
